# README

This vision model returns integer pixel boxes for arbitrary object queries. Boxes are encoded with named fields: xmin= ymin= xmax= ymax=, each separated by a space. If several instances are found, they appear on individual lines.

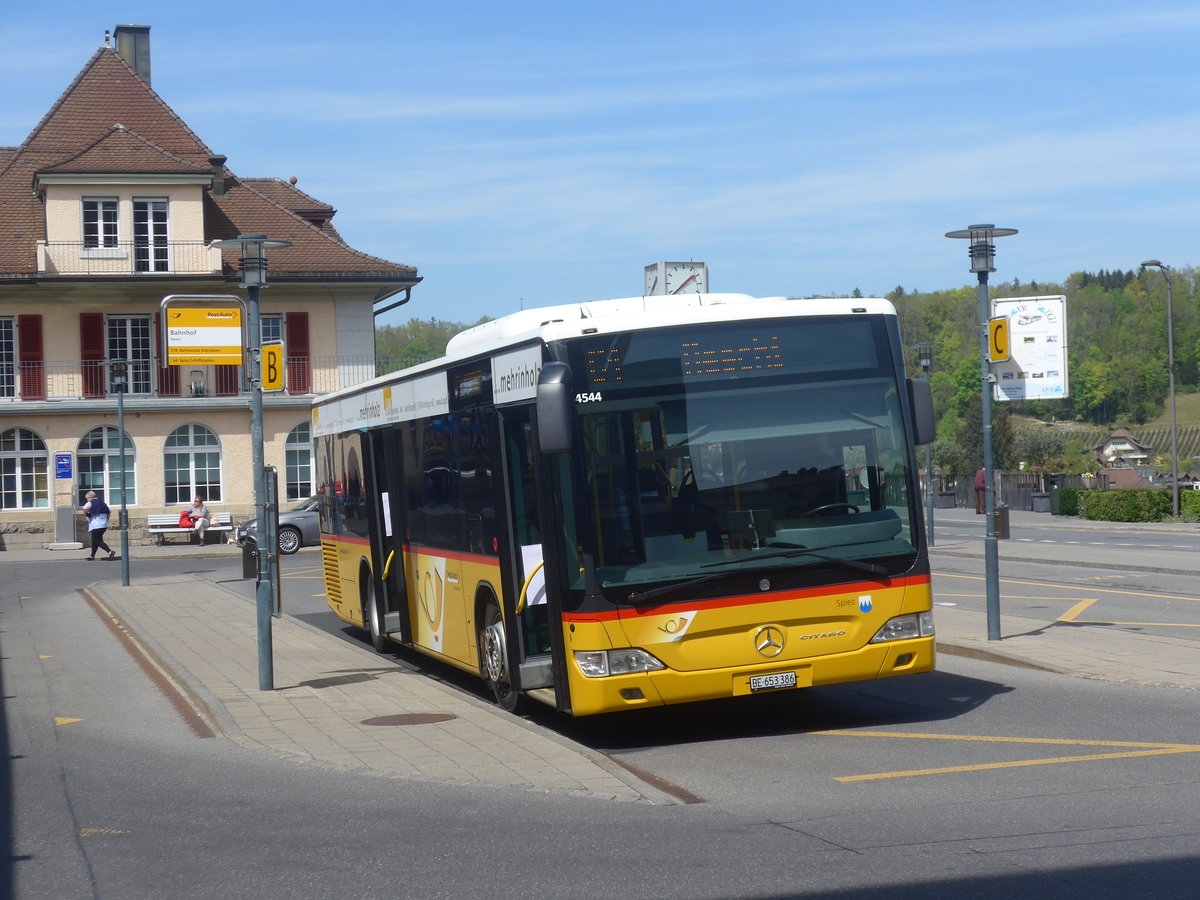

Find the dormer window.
xmin=82 ymin=197 xmax=119 ymax=249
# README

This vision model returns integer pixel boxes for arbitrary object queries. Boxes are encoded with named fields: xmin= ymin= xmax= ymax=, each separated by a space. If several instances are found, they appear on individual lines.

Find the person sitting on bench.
xmin=187 ymin=496 xmax=210 ymax=542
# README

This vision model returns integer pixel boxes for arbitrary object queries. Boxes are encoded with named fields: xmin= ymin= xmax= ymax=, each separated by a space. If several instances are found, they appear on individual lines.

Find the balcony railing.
xmin=2 ymin=356 xmax=392 ymax=401
xmin=37 ymin=241 xmax=222 ymax=276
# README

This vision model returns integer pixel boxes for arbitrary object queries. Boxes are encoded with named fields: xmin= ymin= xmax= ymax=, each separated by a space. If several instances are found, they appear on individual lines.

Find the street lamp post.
xmin=109 ymin=359 xmax=130 ymax=586
xmin=213 ymin=234 xmax=293 ymax=691
xmin=917 ymin=342 xmax=935 ymax=547
xmin=946 ymin=224 xmax=1018 ymax=641
xmin=1140 ymin=260 xmax=1180 ymax=519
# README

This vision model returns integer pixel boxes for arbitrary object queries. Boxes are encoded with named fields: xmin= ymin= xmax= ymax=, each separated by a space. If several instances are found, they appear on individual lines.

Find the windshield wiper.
xmin=625 ymin=573 xmax=723 ymax=605
xmin=700 ymin=543 xmax=888 ymax=576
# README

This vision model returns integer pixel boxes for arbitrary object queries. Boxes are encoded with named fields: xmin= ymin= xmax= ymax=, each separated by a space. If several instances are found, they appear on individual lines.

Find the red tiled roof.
xmin=20 ymin=47 xmax=212 ymax=162
xmin=0 ymin=41 xmax=417 ymax=282
xmin=38 ymin=124 xmax=210 ymax=176
xmin=208 ymin=180 xmax=416 ymax=277
xmin=239 ymin=177 xmax=345 ymax=241
xmin=241 ymin=177 xmax=335 ymax=215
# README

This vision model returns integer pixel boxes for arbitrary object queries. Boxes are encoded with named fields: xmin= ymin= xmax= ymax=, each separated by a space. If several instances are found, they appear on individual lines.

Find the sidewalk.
xmin=79 ymin=557 xmax=673 ymax=805
xmin=928 ymin=507 xmax=1200 ymax=689
xmin=928 ymin=506 xmax=1200 ymax=577
xmin=10 ymin=511 xmax=1200 ymax=802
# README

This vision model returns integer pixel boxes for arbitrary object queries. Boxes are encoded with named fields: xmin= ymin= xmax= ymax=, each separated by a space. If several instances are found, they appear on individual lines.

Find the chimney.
xmin=114 ymin=24 xmax=152 ymax=85
xmin=209 ymin=155 xmax=227 ymax=197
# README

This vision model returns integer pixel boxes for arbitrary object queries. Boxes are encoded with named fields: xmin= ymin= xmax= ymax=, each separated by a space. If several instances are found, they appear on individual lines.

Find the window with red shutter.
xmin=215 ymin=365 xmax=241 ymax=395
xmin=154 ymin=312 xmax=180 ymax=396
xmin=80 ymin=313 xmax=106 ymax=398
xmin=17 ymin=315 xmax=45 ymax=400
xmin=285 ymin=312 xmax=310 ymax=394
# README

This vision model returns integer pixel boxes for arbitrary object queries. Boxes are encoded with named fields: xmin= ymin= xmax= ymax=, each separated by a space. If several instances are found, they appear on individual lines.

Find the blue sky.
xmin=3 ymin=2 xmax=1199 ymax=327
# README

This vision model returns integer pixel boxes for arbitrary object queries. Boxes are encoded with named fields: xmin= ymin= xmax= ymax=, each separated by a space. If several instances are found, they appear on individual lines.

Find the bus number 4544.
xmin=575 ymin=392 xmax=603 ymax=404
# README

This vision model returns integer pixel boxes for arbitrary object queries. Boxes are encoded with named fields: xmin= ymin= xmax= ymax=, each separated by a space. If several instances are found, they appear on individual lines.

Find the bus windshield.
xmin=564 ymin=316 xmax=919 ymax=594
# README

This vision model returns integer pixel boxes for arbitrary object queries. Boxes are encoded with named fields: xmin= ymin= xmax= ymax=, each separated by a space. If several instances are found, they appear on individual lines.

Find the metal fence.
xmin=38 ymin=241 xmax=219 ymax=276
xmin=929 ymin=472 xmax=1104 ymax=511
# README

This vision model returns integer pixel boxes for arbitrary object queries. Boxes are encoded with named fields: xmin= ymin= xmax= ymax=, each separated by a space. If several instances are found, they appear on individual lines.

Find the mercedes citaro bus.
xmin=313 ymin=293 xmax=936 ymax=715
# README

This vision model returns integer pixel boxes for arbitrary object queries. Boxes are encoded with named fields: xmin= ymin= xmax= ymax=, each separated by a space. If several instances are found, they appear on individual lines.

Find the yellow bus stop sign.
xmin=988 ymin=316 xmax=1010 ymax=363
xmin=262 ymin=341 xmax=285 ymax=392
xmin=166 ymin=307 xmax=243 ymax=366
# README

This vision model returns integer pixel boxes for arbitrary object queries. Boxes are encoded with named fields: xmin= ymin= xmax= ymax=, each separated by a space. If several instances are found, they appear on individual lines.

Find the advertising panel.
xmin=992 ymin=295 xmax=1068 ymax=401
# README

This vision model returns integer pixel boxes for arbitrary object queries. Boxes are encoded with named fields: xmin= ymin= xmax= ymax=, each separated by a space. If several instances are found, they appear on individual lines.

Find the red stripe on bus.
xmin=561 ymin=573 xmax=932 ymax=623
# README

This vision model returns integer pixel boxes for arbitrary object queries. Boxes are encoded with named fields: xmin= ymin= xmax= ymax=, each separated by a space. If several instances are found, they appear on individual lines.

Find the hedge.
xmin=1057 ymin=487 xmax=1081 ymax=516
xmin=1080 ymin=489 xmax=1174 ymax=523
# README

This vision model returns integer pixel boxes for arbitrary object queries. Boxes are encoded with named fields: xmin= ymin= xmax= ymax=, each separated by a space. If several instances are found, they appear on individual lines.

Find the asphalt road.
xmin=3 ymin=546 xmax=1199 ymax=898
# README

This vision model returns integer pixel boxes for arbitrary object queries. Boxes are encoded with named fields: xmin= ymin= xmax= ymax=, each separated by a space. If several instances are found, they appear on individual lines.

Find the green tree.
xmin=956 ymin=395 xmax=1014 ymax=471
xmin=1014 ymin=429 xmax=1067 ymax=490
xmin=930 ymin=439 xmax=969 ymax=485
xmin=374 ymin=316 xmax=492 ymax=373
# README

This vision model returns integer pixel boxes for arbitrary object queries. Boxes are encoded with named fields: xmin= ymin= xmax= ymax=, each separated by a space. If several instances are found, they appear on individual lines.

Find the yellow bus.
xmin=313 ymin=293 xmax=936 ymax=716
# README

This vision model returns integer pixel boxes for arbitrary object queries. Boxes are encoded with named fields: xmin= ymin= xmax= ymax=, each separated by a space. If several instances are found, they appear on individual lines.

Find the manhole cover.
xmin=361 ymin=713 xmax=457 ymax=726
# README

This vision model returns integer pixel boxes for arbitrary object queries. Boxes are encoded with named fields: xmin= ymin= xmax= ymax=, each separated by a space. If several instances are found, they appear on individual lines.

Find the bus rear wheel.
xmin=479 ymin=602 xmax=520 ymax=712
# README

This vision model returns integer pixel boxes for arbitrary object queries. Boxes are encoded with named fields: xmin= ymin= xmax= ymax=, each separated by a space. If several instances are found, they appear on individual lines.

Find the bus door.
xmin=364 ymin=426 xmax=411 ymax=643
xmin=501 ymin=409 xmax=555 ymax=693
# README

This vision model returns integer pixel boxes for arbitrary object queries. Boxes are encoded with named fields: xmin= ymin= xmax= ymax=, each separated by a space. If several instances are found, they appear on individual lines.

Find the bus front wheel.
xmin=364 ymin=576 xmax=388 ymax=653
xmin=479 ymin=602 xmax=520 ymax=712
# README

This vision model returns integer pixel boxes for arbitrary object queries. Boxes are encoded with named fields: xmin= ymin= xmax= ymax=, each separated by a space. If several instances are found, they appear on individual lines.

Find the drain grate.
xmin=361 ymin=713 xmax=457 ymax=726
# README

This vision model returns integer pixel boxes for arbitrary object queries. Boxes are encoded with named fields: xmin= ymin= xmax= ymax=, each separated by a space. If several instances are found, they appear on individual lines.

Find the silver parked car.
xmin=236 ymin=496 xmax=320 ymax=555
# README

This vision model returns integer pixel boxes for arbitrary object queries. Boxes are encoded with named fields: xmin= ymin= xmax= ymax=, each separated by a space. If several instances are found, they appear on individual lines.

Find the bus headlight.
xmin=574 ymin=648 xmax=666 ymax=678
xmin=869 ymin=611 xmax=935 ymax=644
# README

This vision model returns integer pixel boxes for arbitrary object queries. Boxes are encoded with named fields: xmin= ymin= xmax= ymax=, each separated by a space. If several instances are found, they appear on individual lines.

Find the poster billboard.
xmin=992 ymin=295 xmax=1068 ymax=401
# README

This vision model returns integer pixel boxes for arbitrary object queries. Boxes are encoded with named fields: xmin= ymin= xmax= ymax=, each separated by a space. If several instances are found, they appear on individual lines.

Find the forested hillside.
xmin=889 ymin=268 xmax=1199 ymax=473
xmin=373 ymin=268 xmax=1199 ymax=475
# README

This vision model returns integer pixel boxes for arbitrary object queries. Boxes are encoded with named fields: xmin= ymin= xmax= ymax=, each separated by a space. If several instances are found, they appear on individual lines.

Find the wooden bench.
xmin=146 ymin=512 xmax=234 ymax=545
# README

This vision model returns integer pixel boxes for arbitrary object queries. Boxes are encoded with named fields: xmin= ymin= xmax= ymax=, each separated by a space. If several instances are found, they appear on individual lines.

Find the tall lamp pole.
xmin=1140 ymin=260 xmax=1180 ymax=519
xmin=945 ymin=224 xmax=1017 ymax=641
xmin=110 ymin=359 xmax=130 ymax=586
xmin=213 ymin=234 xmax=293 ymax=691
xmin=917 ymin=342 xmax=935 ymax=547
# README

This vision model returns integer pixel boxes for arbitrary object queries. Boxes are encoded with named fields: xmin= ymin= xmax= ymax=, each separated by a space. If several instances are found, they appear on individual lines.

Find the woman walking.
xmin=82 ymin=490 xmax=116 ymax=560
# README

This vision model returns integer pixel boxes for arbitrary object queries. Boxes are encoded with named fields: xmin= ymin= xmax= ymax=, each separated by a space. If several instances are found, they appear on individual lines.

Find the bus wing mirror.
xmin=907 ymin=377 xmax=936 ymax=446
xmin=536 ymin=362 xmax=573 ymax=454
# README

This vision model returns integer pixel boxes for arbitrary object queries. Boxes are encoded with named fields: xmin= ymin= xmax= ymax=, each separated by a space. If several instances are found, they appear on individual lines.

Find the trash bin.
xmin=994 ymin=504 xmax=1010 ymax=539
xmin=1031 ymin=492 xmax=1051 ymax=513
xmin=1047 ymin=474 xmax=1063 ymax=515
xmin=933 ymin=491 xmax=957 ymax=509
xmin=242 ymin=541 xmax=258 ymax=580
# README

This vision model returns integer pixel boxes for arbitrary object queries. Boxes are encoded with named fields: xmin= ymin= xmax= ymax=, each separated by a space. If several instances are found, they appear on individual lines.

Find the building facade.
xmin=0 ymin=25 xmax=419 ymax=549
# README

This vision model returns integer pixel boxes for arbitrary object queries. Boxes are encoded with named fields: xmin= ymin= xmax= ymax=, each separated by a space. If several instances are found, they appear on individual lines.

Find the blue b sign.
xmin=55 ymin=453 xmax=72 ymax=479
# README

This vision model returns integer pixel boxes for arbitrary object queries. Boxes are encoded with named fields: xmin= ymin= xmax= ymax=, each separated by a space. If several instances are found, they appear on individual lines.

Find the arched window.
xmin=77 ymin=426 xmax=136 ymax=506
xmin=164 ymin=424 xmax=222 ymax=505
xmin=285 ymin=421 xmax=313 ymax=500
xmin=0 ymin=427 xmax=49 ymax=509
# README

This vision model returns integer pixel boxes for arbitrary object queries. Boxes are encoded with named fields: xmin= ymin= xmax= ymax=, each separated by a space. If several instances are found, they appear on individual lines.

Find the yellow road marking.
xmin=837 ymin=749 xmax=1198 ymax=781
xmin=1059 ymin=598 xmax=1098 ymax=621
xmin=1073 ymin=619 xmax=1200 ymax=629
xmin=38 ymin=655 xmax=54 ymax=659
xmin=54 ymin=717 xmax=83 ymax=726
xmin=939 ymin=586 xmax=1198 ymax=629
xmin=938 ymin=594 xmax=1099 ymax=602
xmin=80 ymin=828 xmax=129 ymax=837
xmin=820 ymin=730 xmax=1200 ymax=782
xmin=937 ymin=571 xmax=1200 ymax=603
